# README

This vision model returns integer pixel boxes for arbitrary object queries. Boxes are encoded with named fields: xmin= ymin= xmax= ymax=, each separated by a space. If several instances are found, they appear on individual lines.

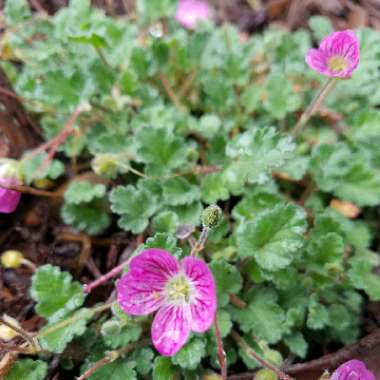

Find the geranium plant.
xmin=1 ymin=0 xmax=380 ymax=379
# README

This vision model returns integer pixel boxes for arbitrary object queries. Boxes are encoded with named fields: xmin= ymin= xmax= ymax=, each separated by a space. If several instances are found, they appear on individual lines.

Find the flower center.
xmin=165 ymin=275 xmax=193 ymax=305
xmin=327 ymin=56 xmax=348 ymax=72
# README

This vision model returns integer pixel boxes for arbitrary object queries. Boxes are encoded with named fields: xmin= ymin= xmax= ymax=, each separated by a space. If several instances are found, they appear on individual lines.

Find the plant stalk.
xmin=293 ymin=77 xmax=337 ymax=136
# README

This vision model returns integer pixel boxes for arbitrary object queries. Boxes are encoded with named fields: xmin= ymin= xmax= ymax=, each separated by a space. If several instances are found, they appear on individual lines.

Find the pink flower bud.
xmin=175 ymin=0 xmax=210 ymax=30
xmin=0 ymin=160 xmax=22 ymax=214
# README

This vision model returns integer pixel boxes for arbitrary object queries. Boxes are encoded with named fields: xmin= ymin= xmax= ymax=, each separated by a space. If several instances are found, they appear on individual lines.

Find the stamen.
xmin=165 ymin=275 xmax=193 ymax=305
xmin=327 ymin=56 xmax=348 ymax=72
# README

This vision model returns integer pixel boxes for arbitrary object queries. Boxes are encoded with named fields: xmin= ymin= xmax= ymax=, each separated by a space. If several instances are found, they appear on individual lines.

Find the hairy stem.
xmin=190 ymin=227 xmax=209 ymax=257
xmin=293 ymin=77 xmax=337 ymax=136
xmin=230 ymin=330 xmax=295 ymax=380
xmin=38 ymin=302 xmax=114 ymax=339
xmin=214 ymin=317 xmax=227 ymax=379
xmin=0 ymin=317 xmax=38 ymax=351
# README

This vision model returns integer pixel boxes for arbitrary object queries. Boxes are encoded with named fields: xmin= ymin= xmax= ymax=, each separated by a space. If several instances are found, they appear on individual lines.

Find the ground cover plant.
xmin=1 ymin=0 xmax=380 ymax=379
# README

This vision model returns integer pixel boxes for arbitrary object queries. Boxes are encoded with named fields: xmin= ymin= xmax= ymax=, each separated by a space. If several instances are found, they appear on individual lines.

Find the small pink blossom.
xmin=117 ymin=248 xmax=217 ymax=356
xmin=306 ymin=30 xmax=360 ymax=78
xmin=331 ymin=360 xmax=376 ymax=380
xmin=0 ymin=178 xmax=21 ymax=213
xmin=175 ymin=0 xmax=210 ymax=30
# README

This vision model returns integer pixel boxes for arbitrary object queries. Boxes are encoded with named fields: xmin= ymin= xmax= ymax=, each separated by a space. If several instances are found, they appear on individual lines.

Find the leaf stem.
xmin=292 ymin=77 xmax=337 ymax=136
xmin=76 ymin=339 xmax=150 ymax=380
xmin=38 ymin=302 xmax=114 ymax=339
xmin=230 ymin=330 xmax=295 ymax=380
xmin=214 ymin=316 xmax=227 ymax=379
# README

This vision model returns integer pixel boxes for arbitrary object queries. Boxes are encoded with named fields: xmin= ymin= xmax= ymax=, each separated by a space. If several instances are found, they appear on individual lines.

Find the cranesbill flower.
xmin=117 ymin=248 xmax=216 ymax=356
xmin=306 ymin=30 xmax=360 ymax=78
xmin=331 ymin=359 xmax=376 ymax=380
xmin=0 ymin=159 xmax=21 ymax=214
xmin=175 ymin=0 xmax=210 ymax=30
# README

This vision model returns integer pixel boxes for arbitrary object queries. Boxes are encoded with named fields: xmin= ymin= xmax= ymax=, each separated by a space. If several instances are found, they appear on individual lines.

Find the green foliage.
xmin=31 ymin=265 xmax=85 ymax=321
xmin=5 ymin=2 xmax=380 ymax=376
xmin=237 ymin=204 xmax=306 ymax=271
xmin=5 ymin=359 xmax=47 ymax=380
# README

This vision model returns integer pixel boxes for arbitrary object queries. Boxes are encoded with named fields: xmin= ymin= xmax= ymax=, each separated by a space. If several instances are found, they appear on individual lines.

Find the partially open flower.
xmin=306 ymin=30 xmax=360 ymax=78
xmin=330 ymin=359 xmax=375 ymax=380
xmin=117 ymin=248 xmax=216 ymax=356
xmin=175 ymin=0 xmax=210 ymax=30
xmin=0 ymin=159 xmax=22 ymax=214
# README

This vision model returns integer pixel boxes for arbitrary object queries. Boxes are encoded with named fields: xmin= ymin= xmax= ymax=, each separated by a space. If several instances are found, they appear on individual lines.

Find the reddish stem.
xmin=214 ymin=316 xmax=227 ymax=380
xmin=83 ymin=257 xmax=131 ymax=294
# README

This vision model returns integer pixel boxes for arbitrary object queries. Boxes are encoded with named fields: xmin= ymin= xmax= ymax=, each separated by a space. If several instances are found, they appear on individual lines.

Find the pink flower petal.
xmin=117 ymin=249 xmax=179 ymax=315
xmin=175 ymin=0 xmax=210 ymax=30
xmin=331 ymin=359 xmax=376 ymax=380
xmin=151 ymin=304 xmax=191 ymax=356
xmin=306 ymin=29 xmax=360 ymax=78
xmin=0 ymin=179 xmax=21 ymax=214
xmin=182 ymin=256 xmax=217 ymax=333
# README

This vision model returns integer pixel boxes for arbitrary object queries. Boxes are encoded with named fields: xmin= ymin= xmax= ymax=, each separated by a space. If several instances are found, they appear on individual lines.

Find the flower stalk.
xmin=293 ymin=77 xmax=336 ymax=136
xmin=230 ymin=330 xmax=295 ymax=380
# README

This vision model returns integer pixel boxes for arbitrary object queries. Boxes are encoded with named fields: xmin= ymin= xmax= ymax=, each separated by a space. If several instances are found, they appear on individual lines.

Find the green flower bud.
xmin=202 ymin=205 xmax=222 ymax=229
xmin=100 ymin=320 xmax=122 ymax=337
xmin=91 ymin=154 xmax=119 ymax=179
xmin=1 ymin=250 xmax=24 ymax=269
xmin=255 ymin=369 xmax=278 ymax=380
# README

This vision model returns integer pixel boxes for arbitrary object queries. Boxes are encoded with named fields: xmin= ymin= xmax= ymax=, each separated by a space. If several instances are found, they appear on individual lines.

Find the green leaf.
xmin=61 ymin=199 xmax=110 ymax=235
xmin=210 ymin=260 xmax=243 ymax=307
xmin=87 ymin=358 xmax=137 ymax=380
xmin=224 ymin=127 xmax=295 ymax=191
xmin=153 ymin=211 xmax=179 ymax=233
xmin=39 ymin=308 xmax=93 ymax=353
xmin=153 ymin=357 xmax=176 ymax=380
xmin=307 ymin=295 xmax=330 ymax=330
xmin=22 ymin=153 xmax=65 ymax=185
xmin=64 ymin=181 xmax=107 ymax=204
xmin=237 ymin=203 xmax=306 ymax=271
xmin=143 ymin=233 xmax=182 ymax=257
xmin=162 ymin=177 xmax=201 ymax=206
xmin=232 ymin=190 xmax=283 ymax=222
xmin=110 ymin=185 xmax=158 ymax=233
xmin=201 ymin=172 xmax=229 ymax=204
xmin=131 ymin=348 xmax=154 ymax=375
xmin=216 ymin=309 xmax=233 ymax=338
xmin=284 ymin=332 xmax=307 ymax=358
xmin=263 ymin=72 xmax=302 ymax=120
xmin=31 ymin=265 xmax=85 ymax=321
xmin=103 ymin=323 xmax=142 ymax=349
xmin=309 ymin=16 xmax=333 ymax=41
xmin=233 ymin=288 xmax=286 ymax=343
xmin=310 ymin=143 xmax=380 ymax=206
xmin=4 ymin=0 xmax=31 ymax=25
xmin=171 ymin=338 xmax=206 ymax=370
xmin=5 ymin=359 xmax=47 ymax=380
xmin=349 ymin=253 xmax=380 ymax=301
xmin=136 ymin=128 xmax=187 ymax=176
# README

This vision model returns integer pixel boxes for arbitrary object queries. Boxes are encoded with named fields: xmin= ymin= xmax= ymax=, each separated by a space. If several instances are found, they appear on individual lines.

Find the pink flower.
xmin=331 ymin=360 xmax=376 ymax=380
xmin=306 ymin=30 xmax=360 ymax=78
xmin=0 ymin=178 xmax=21 ymax=214
xmin=117 ymin=248 xmax=217 ymax=356
xmin=175 ymin=0 xmax=210 ymax=30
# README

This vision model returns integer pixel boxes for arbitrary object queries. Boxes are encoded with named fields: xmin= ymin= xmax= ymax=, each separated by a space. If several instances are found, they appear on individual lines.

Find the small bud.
xmin=1 ymin=250 xmax=24 ymax=269
xmin=33 ymin=178 xmax=55 ymax=190
xmin=91 ymin=154 xmax=119 ymax=179
xmin=202 ymin=373 xmax=222 ymax=380
xmin=202 ymin=205 xmax=222 ymax=229
xmin=0 ymin=314 xmax=20 ymax=341
xmin=255 ymin=369 xmax=278 ymax=380
xmin=265 ymin=349 xmax=283 ymax=366
xmin=101 ymin=320 xmax=122 ymax=337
